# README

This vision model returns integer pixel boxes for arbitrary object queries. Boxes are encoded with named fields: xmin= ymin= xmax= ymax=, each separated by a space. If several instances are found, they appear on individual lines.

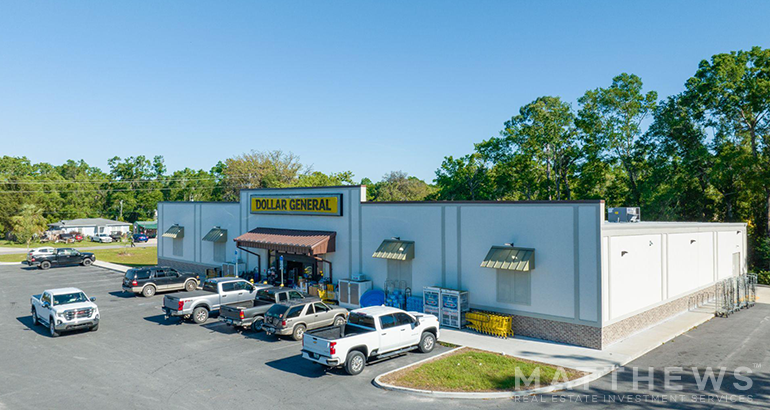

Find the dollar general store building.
xmin=157 ymin=185 xmax=746 ymax=349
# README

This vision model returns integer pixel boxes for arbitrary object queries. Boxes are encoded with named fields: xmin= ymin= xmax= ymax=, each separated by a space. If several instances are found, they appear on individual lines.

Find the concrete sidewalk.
xmin=94 ymin=260 xmax=131 ymax=273
xmin=439 ymin=286 xmax=770 ymax=373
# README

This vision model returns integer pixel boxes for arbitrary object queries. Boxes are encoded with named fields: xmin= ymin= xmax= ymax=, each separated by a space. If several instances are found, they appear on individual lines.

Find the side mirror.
xmin=414 ymin=319 xmax=420 ymax=327
xmin=90 ymin=297 xmax=96 ymax=302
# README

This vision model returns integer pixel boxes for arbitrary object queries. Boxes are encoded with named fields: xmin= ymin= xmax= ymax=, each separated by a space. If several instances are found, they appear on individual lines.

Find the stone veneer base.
xmin=480 ymin=285 xmax=715 ymax=350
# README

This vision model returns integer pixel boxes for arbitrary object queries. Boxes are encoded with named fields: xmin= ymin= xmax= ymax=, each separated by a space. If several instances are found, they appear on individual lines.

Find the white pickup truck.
xmin=301 ymin=306 xmax=439 ymax=375
xmin=30 ymin=287 xmax=100 ymax=337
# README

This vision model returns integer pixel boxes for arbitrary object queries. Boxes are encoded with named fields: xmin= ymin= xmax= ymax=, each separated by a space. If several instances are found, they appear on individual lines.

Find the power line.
xmin=0 ymin=186 xmax=225 ymax=194
xmin=0 ymin=176 xmax=224 ymax=185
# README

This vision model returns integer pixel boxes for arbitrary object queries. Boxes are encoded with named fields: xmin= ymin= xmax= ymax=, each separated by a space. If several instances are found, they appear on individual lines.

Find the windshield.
xmin=53 ymin=292 xmax=89 ymax=306
xmin=348 ymin=313 xmax=376 ymax=330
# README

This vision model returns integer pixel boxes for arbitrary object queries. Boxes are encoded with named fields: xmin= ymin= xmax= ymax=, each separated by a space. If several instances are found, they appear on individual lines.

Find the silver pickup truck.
xmin=162 ymin=277 xmax=268 ymax=324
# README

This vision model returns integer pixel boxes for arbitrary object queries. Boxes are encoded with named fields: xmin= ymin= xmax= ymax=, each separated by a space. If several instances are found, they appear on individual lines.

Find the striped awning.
xmin=202 ymin=227 xmax=227 ymax=242
xmin=481 ymin=246 xmax=534 ymax=271
xmin=162 ymin=225 xmax=184 ymax=239
xmin=372 ymin=239 xmax=415 ymax=261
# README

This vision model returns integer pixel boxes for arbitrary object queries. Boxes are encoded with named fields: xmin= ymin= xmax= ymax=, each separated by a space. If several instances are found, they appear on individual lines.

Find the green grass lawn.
xmin=0 ymin=246 xmax=157 ymax=267
xmin=381 ymin=348 xmax=585 ymax=392
xmin=0 ymin=239 xmax=128 ymax=249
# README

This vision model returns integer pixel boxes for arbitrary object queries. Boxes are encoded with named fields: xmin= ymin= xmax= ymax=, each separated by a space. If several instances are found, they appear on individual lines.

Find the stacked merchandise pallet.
xmin=406 ymin=296 xmax=423 ymax=312
xmin=385 ymin=289 xmax=407 ymax=309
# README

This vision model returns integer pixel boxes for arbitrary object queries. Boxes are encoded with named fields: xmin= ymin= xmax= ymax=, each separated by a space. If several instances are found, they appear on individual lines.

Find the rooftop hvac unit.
xmin=608 ymin=207 xmax=641 ymax=223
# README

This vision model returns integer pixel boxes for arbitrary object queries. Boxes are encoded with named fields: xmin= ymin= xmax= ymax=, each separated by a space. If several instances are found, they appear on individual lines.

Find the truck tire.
xmin=251 ymin=316 xmax=264 ymax=332
xmin=418 ymin=332 xmax=436 ymax=353
xmin=49 ymin=318 xmax=59 ymax=337
xmin=40 ymin=261 xmax=51 ymax=270
xmin=142 ymin=285 xmax=156 ymax=297
xmin=345 ymin=351 xmax=366 ymax=375
xmin=82 ymin=258 xmax=93 ymax=266
xmin=292 ymin=324 xmax=306 ymax=341
xmin=31 ymin=308 xmax=39 ymax=326
xmin=192 ymin=307 xmax=209 ymax=324
xmin=333 ymin=315 xmax=346 ymax=327
xmin=184 ymin=280 xmax=197 ymax=292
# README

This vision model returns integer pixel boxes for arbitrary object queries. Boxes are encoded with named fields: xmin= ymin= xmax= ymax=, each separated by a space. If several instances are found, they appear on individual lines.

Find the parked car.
xmin=219 ymin=287 xmax=308 ymax=331
xmin=91 ymin=233 xmax=113 ymax=243
xmin=30 ymin=287 xmax=100 ymax=337
xmin=263 ymin=299 xmax=349 ymax=341
xmin=122 ymin=266 xmax=199 ymax=297
xmin=73 ymin=232 xmax=84 ymax=241
xmin=132 ymin=233 xmax=149 ymax=243
xmin=109 ymin=232 xmax=123 ymax=242
xmin=26 ymin=248 xmax=96 ymax=270
xmin=162 ymin=277 xmax=267 ymax=324
xmin=302 ymin=306 xmax=439 ymax=375
xmin=26 ymin=247 xmax=55 ymax=263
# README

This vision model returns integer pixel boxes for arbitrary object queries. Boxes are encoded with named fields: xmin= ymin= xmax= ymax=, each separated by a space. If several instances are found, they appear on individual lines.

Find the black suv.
xmin=122 ymin=266 xmax=199 ymax=297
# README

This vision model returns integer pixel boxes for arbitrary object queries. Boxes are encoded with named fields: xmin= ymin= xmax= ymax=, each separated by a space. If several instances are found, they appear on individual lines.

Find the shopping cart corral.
xmin=716 ymin=273 xmax=757 ymax=317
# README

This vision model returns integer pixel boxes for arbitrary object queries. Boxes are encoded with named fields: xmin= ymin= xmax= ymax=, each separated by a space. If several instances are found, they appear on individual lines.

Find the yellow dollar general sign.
xmin=250 ymin=194 xmax=342 ymax=216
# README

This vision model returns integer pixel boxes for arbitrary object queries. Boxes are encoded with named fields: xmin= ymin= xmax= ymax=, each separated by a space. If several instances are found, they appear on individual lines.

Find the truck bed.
xmin=219 ymin=300 xmax=272 ymax=319
xmin=165 ymin=290 xmax=214 ymax=301
xmin=307 ymin=324 xmax=374 ymax=341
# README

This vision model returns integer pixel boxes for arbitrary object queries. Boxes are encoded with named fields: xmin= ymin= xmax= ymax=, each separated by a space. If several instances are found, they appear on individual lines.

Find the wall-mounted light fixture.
xmin=649 ymin=241 xmax=654 ymax=246
xmin=621 ymin=251 xmax=629 ymax=256
xmin=690 ymin=239 xmax=697 ymax=244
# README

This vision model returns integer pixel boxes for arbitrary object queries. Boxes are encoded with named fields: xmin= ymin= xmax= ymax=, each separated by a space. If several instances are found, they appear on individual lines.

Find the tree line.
xmin=0 ymin=151 xmax=433 ymax=240
xmin=431 ymin=46 xmax=770 ymax=271
xmin=2 ymin=46 xmax=767 ymax=271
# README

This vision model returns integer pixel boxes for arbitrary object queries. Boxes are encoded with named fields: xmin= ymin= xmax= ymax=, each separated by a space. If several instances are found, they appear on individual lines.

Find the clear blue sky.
xmin=1 ymin=1 xmax=769 ymax=182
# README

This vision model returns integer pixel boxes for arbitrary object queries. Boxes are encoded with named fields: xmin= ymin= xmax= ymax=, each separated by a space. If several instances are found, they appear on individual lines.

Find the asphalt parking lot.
xmin=0 ymin=264 xmax=470 ymax=410
xmin=1 ymin=264 xmax=767 ymax=410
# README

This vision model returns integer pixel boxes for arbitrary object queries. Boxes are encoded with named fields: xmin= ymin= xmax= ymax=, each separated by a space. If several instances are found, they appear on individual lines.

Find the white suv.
xmin=92 ymin=234 xmax=113 ymax=243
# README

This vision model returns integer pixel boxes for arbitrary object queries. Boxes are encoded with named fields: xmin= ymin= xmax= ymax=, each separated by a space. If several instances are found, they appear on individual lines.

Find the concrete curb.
xmin=372 ymin=347 xmax=615 ymax=400
xmin=0 ymin=261 xmax=22 ymax=266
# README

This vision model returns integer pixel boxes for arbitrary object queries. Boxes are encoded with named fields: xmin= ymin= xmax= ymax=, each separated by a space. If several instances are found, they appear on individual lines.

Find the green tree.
xmin=295 ymin=170 xmax=356 ymax=187
xmin=11 ymin=204 xmax=47 ymax=249
xmin=432 ymin=153 xmax=492 ymax=200
xmin=370 ymin=171 xmax=433 ymax=201
xmin=577 ymin=73 xmax=658 ymax=205
xmin=477 ymin=96 xmax=580 ymax=200
xmin=685 ymin=47 xmax=770 ymax=236
xmin=221 ymin=150 xmax=304 ymax=200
